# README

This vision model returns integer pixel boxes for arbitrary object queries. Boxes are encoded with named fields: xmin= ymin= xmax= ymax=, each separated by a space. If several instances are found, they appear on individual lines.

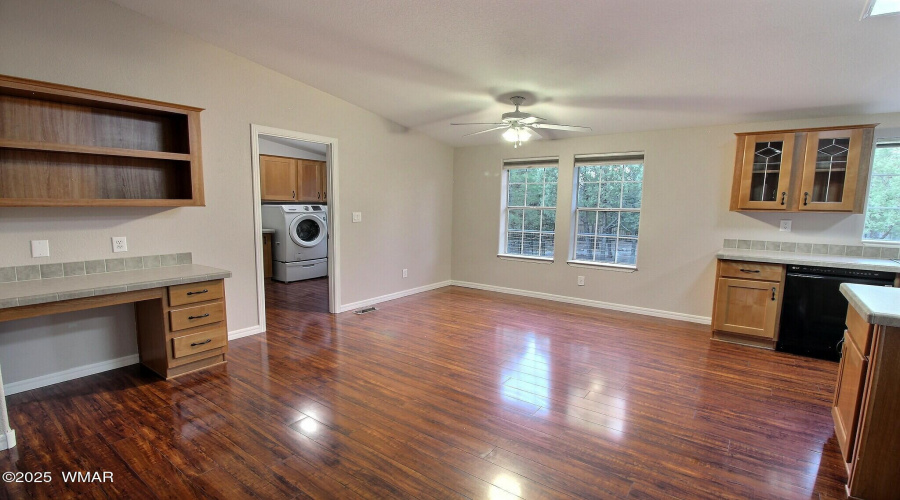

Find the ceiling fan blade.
xmin=526 ymin=126 xmax=544 ymax=139
xmin=451 ymin=122 xmax=506 ymax=126
xmin=532 ymin=123 xmax=592 ymax=132
xmin=520 ymin=116 xmax=546 ymax=124
xmin=462 ymin=125 xmax=509 ymax=137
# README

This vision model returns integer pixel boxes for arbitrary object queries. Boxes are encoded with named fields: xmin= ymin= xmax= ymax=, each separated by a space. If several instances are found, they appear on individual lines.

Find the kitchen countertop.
xmin=262 ymin=228 xmax=276 ymax=234
xmin=0 ymin=264 xmax=231 ymax=309
xmin=841 ymin=283 xmax=900 ymax=327
xmin=717 ymin=248 xmax=900 ymax=273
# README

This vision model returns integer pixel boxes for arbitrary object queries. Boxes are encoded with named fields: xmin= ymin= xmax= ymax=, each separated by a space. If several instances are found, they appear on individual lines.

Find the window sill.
xmin=497 ymin=254 xmax=554 ymax=264
xmin=566 ymin=260 xmax=637 ymax=272
xmin=862 ymin=240 xmax=900 ymax=247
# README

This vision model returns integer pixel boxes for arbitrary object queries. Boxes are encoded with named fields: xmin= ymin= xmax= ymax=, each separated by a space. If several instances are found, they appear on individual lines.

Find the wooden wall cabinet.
xmin=0 ymin=74 xmax=204 ymax=207
xmin=729 ymin=125 xmax=876 ymax=213
xmin=711 ymin=260 xmax=785 ymax=348
xmin=834 ymin=305 xmax=900 ymax=499
xmin=260 ymin=154 xmax=326 ymax=203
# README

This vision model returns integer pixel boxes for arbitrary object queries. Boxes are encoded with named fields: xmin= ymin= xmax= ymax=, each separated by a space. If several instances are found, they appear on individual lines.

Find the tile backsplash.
xmin=723 ymin=239 xmax=900 ymax=260
xmin=0 ymin=253 xmax=192 ymax=283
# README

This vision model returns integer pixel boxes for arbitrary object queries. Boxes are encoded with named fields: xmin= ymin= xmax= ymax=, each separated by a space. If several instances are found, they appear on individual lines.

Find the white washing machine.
xmin=261 ymin=204 xmax=328 ymax=282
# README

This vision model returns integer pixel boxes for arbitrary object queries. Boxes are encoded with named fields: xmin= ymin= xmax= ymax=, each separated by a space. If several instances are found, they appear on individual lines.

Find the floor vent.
xmin=354 ymin=307 xmax=378 ymax=315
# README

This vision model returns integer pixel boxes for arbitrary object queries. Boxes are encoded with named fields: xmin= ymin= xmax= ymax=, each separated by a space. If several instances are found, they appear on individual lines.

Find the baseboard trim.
xmin=0 ymin=429 xmax=15 ymax=451
xmin=228 ymin=325 xmax=265 ymax=341
xmin=339 ymin=280 xmax=452 ymax=313
xmin=3 ymin=354 xmax=140 ymax=396
xmin=450 ymin=280 xmax=711 ymax=325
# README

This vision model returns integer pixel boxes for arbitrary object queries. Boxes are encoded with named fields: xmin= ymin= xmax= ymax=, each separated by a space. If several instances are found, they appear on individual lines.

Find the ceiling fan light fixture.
xmin=503 ymin=127 xmax=532 ymax=144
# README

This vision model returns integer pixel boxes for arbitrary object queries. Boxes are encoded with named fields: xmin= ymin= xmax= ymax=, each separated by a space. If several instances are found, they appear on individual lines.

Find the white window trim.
xmin=862 ymin=135 xmax=900 ymax=245
xmin=498 ymin=157 xmax=560 ymax=260
xmin=569 ymin=153 xmax=644 ymax=269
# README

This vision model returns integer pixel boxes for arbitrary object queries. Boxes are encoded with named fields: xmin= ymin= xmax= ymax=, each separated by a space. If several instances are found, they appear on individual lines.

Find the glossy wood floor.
xmin=1 ymin=278 xmax=849 ymax=499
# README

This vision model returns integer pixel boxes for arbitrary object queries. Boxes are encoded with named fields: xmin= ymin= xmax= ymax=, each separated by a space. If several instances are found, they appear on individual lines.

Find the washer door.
xmin=289 ymin=214 xmax=326 ymax=248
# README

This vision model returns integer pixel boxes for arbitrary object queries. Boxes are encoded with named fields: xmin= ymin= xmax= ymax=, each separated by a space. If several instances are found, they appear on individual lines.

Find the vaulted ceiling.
xmin=113 ymin=0 xmax=900 ymax=146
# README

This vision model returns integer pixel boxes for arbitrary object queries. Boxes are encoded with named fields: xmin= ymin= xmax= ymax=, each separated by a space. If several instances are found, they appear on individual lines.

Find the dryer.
xmin=262 ymin=204 xmax=328 ymax=282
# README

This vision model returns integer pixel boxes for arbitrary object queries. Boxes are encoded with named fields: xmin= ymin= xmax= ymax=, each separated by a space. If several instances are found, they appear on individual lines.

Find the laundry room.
xmin=255 ymin=132 xmax=332 ymax=315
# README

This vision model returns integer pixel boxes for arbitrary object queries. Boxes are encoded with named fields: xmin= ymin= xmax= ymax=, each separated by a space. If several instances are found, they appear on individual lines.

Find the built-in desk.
xmin=0 ymin=263 xmax=231 ymax=451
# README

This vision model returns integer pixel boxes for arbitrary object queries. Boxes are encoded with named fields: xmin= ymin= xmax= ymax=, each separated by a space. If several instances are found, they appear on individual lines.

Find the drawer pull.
xmin=740 ymin=269 xmax=760 ymax=273
xmin=771 ymin=287 xmax=776 ymax=301
xmin=190 ymin=339 xmax=212 ymax=347
xmin=188 ymin=313 xmax=210 ymax=320
xmin=186 ymin=289 xmax=209 ymax=296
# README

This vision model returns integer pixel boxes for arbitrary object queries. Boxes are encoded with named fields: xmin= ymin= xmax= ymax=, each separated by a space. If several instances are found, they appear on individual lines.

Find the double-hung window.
xmin=500 ymin=157 xmax=559 ymax=259
xmin=863 ymin=140 xmax=900 ymax=243
xmin=571 ymin=153 xmax=644 ymax=268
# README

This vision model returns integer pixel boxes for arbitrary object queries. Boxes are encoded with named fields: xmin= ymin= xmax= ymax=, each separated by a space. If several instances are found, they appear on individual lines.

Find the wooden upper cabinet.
xmin=297 ymin=160 xmax=321 ymax=202
xmin=317 ymin=161 xmax=327 ymax=204
xmin=730 ymin=124 xmax=876 ymax=213
xmin=260 ymin=155 xmax=297 ymax=201
xmin=0 ymin=74 xmax=204 ymax=207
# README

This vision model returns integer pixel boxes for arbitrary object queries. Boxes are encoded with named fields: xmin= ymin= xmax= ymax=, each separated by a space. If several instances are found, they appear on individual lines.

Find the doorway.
xmin=250 ymin=125 xmax=340 ymax=334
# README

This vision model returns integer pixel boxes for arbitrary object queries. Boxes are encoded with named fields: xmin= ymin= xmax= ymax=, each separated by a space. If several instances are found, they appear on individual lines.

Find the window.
xmin=500 ymin=158 xmax=559 ymax=259
xmin=863 ymin=141 xmax=900 ymax=243
xmin=571 ymin=153 xmax=644 ymax=267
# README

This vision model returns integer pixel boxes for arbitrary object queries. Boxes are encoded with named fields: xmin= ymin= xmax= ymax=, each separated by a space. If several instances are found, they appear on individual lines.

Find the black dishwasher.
xmin=776 ymin=265 xmax=895 ymax=361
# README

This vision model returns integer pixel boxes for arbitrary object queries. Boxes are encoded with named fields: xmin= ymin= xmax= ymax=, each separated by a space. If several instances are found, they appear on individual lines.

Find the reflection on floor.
xmin=1 ymin=285 xmax=847 ymax=499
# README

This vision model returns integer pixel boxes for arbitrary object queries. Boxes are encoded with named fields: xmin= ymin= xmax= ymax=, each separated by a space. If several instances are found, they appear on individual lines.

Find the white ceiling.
xmin=112 ymin=0 xmax=900 ymax=147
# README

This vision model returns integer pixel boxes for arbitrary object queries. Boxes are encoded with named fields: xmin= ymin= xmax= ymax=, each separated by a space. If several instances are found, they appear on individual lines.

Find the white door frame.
xmin=250 ymin=124 xmax=341 ymax=326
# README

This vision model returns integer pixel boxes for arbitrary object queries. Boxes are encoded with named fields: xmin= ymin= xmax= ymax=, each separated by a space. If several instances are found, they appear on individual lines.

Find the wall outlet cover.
xmin=779 ymin=220 xmax=792 ymax=232
xmin=352 ymin=212 xmax=362 ymax=223
xmin=112 ymin=236 xmax=128 ymax=253
xmin=577 ymin=276 xmax=585 ymax=286
xmin=402 ymin=268 xmax=408 ymax=278
xmin=31 ymin=240 xmax=50 ymax=258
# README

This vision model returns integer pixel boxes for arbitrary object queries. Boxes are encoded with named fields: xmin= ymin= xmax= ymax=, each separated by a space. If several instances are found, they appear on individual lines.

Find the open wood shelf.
xmin=0 ymin=74 xmax=204 ymax=207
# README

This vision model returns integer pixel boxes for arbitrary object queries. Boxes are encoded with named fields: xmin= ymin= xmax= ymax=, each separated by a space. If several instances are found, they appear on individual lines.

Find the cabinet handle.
xmin=803 ymin=192 xmax=809 ymax=205
xmin=739 ymin=269 xmax=760 ymax=273
xmin=318 ymin=191 xmax=321 ymax=199
xmin=771 ymin=287 xmax=776 ymax=301
xmin=188 ymin=313 xmax=210 ymax=320
xmin=186 ymin=289 xmax=208 ymax=296
xmin=190 ymin=339 xmax=212 ymax=347
xmin=780 ymin=192 xmax=786 ymax=205
xmin=292 ymin=190 xmax=296 ymax=199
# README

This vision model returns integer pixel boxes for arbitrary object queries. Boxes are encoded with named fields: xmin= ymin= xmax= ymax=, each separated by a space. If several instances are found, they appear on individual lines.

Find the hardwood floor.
xmin=1 ymin=279 xmax=848 ymax=499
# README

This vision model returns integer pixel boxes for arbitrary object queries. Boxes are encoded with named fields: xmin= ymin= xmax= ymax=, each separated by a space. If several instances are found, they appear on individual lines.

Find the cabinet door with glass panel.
xmin=798 ymin=128 xmax=872 ymax=212
xmin=736 ymin=133 xmax=795 ymax=210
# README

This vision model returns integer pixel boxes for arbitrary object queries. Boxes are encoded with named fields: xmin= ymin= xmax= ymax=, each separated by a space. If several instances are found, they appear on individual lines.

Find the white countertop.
xmin=841 ymin=283 xmax=900 ymax=327
xmin=0 ymin=264 xmax=231 ymax=309
xmin=717 ymin=248 xmax=900 ymax=273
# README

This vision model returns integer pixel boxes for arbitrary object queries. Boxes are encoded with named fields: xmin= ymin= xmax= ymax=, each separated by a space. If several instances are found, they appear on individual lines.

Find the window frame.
xmin=498 ymin=157 xmax=560 ymax=262
xmin=568 ymin=152 xmax=645 ymax=270
xmin=862 ymin=137 xmax=900 ymax=246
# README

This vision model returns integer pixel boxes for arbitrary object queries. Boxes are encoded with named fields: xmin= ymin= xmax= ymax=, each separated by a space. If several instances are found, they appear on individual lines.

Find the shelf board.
xmin=0 ymin=198 xmax=202 ymax=207
xmin=0 ymin=139 xmax=191 ymax=161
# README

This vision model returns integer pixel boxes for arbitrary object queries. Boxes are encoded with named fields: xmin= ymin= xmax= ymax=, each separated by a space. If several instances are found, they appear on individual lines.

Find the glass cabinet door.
xmin=799 ymin=129 xmax=863 ymax=212
xmin=738 ymin=133 xmax=795 ymax=210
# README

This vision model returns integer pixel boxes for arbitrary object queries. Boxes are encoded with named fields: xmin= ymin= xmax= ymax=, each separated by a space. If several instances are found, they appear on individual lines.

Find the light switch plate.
xmin=352 ymin=212 xmax=362 ymax=223
xmin=112 ymin=236 xmax=128 ymax=253
xmin=577 ymin=276 xmax=585 ymax=286
xmin=779 ymin=220 xmax=792 ymax=232
xmin=402 ymin=268 xmax=408 ymax=278
xmin=31 ymin=240 xmax=50 ymax=258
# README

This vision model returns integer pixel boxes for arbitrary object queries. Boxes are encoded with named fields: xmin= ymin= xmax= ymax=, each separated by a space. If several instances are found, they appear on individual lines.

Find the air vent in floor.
xmin=354 ymin=307 xmax=378 ymax=315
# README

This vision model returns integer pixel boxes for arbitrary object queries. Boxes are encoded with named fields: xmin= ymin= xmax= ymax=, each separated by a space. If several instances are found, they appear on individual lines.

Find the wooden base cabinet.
xmin=711 ymin=260 xmax=785 ymax=348
xmin=833 ymin=306 xmax=900 ymax=499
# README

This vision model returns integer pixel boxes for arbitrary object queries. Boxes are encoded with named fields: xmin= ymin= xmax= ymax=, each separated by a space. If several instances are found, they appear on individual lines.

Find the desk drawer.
xmin=846 ymin=305 xmax=873 ymax=355
xmin=169 ymin=280 xmax=224 ymax=307
xmin=169 ymin=301 xmax=224 ymax=331
xmin=719 ymin=261 xmax=783 ymax=282
xmin=172 ymin=325 xmax=227 ymax=359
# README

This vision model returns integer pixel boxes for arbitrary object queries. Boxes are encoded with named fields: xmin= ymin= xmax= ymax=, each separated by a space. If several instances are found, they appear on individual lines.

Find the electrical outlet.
xmin=402 ymin=268 xmax=408 ymax=278
xmin=779 ymin=220 xmax=792 ymax=232
xmin=111 ymin=236 xmax=128 ymax=253
xmin=31 ymin=240 xmax=50 ymax=258
xmin=577 ymin=276 xmax=585 ymax=286
xmin=352 ymin=212 xmax=362 ymax=223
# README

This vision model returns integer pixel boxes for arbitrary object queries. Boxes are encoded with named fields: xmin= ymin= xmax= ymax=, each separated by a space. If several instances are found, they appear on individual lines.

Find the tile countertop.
xmin=841 ymin=283 xmax=900 ymax=328
xmin=717 ymin=248 xmax=900 ymax=274
xmin=0 ymin=264 xmax=231 ymax=309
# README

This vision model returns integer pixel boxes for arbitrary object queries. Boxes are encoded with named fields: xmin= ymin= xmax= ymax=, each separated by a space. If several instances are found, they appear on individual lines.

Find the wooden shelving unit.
xmin=0 ymin=74 xmax=204 ymax=207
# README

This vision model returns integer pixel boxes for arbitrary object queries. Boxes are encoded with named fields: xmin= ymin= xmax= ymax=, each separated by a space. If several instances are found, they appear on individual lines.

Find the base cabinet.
xmin=711 ymin=260 xmax=785 ymax=347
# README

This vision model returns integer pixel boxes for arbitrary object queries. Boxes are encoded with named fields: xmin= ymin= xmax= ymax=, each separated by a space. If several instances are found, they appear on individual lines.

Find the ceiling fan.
xmin=452 ymin=96 xmax=592 ymax=147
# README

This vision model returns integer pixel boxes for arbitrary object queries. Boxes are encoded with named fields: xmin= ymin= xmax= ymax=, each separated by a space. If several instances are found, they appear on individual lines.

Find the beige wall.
xmin=0 ymin=0 xmax=453 ymax=385
xmin=452 ymin=115 xmax=900 ymax=321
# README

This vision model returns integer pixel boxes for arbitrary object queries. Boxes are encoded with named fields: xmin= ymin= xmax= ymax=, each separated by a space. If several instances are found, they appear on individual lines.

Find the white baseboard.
xmin=228 ymin=325 xmax=265 ymax=341
xmin=339 ymin=280 xmax=452 ymax=313
xmin=450 ymin=280 xmax=711 ymax=325
xmin=0 ymin=429 xmax=15 ymax=451
xmin=3 ymin=354 xmax=140 ymax=396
